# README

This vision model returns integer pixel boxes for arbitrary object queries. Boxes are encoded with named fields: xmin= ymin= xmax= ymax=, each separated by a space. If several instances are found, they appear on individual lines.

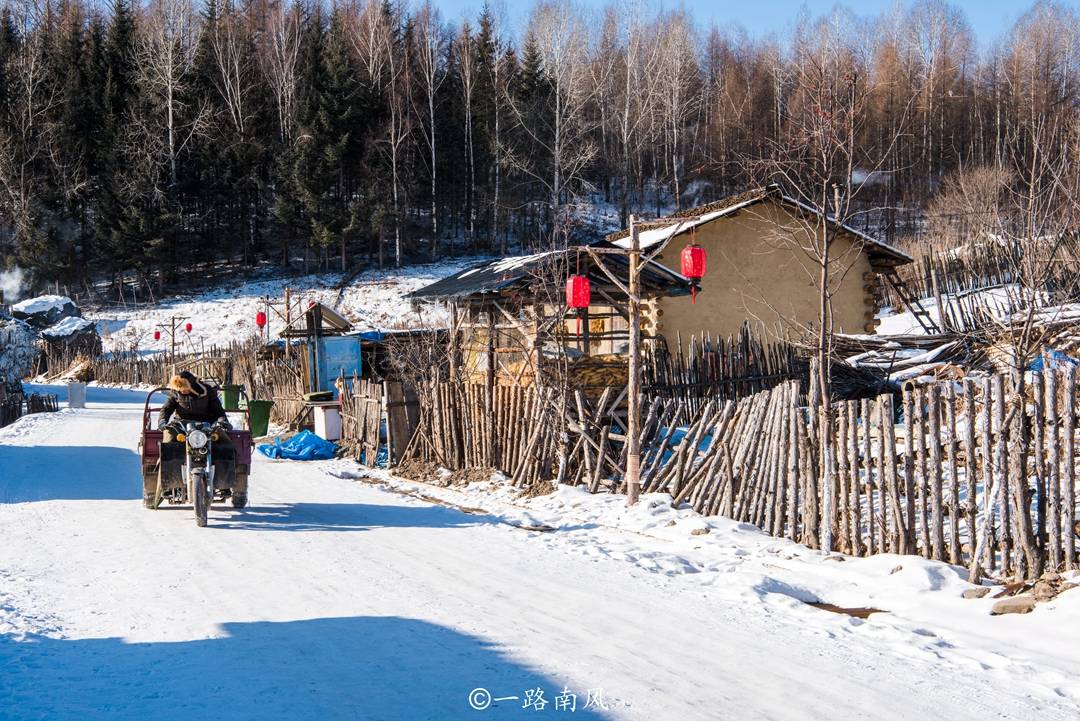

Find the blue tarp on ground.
xmin=258 ymin=430 xmax=337 ymax=461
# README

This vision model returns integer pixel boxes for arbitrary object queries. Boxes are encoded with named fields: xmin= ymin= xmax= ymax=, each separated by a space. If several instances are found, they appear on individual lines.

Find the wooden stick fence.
xmin=79 ymin=340 xmax=305 ymax=427
xmin=643 ymin=323 xmax=806 ymax=416
xmin=0 ymin=392 xmax=60 ymax=429
xmin=636 ymin=368 xmax=1080 ymax=580
xmin=404 ymin=364 xmax=1080 ymax=581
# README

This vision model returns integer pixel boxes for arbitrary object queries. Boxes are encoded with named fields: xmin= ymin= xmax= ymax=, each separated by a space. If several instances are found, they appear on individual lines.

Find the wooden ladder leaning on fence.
xmin=881 ymin=269 xmax=940 ymax=334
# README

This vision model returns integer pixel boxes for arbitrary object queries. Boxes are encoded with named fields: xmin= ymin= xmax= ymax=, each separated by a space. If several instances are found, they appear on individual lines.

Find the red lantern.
xmin=566 ymin=274 xmax=590 ymax=335
xmin=680 ymin=244 xmax=707 ymax=304
xmin=153 ymin=330 xmax=161 ymax=341
xmin=256 ymin=311 xmax=267 ymax=329
xmin=566 ymin=274 xmax=591 ymax=308
xmin=185 ymin=322 xmax=193 ymax=333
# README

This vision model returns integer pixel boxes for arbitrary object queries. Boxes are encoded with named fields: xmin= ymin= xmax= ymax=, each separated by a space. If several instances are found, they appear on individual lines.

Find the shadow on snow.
xmin=0 ymin=616 xmax=615 ymax=721
xmin=0 ymin=444 xmax=142 ymax=503
xmin=207 ymin=501 xmax=492 ymax=533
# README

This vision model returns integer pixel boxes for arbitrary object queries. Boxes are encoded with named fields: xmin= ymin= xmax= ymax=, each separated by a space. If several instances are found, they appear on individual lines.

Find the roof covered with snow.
xmin=41 ymin=316 xmax=95 ymax=338
xmin=605 ymin=187 xmax=912 ymax=265
xmin=12 ymin=294 xmax=75 ymax=315
xmin=408 ymin=242 xmax=692 ymax=302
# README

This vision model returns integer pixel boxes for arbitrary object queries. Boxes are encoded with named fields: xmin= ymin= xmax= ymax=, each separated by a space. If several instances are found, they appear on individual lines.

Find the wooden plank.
xmin=1046 ymin=367 xmax=1062 ymax=570
xmin=945 ymin=382 xmax=961 ymax=565
xmin=928 ymin=383 xmax=945 ymax=561
xmin=862 ymin=397 xmax=876 ymax=556
xmin=1066 ymin=365 xmax=1077 ymax=571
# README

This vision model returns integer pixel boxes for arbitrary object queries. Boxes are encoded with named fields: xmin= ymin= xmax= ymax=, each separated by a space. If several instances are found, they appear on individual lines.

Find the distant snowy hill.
xmin=86 ymin=259 xmax=486 ymax=355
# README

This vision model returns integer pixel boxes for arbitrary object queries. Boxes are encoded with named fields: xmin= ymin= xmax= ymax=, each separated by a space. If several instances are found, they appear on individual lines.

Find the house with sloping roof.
xmin=605 ymin=186 xmax=913 ymax=341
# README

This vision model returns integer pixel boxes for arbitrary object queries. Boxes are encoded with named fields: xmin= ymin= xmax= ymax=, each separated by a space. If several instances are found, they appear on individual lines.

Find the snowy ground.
xmin=2 ymin=384 xmax=1080 ymax=720
xmin=83 ymin=259 xmax=487 ymax=355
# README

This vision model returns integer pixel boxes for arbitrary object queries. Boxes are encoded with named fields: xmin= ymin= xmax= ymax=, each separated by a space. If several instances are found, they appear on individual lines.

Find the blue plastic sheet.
xmin=1030 ymin=349 xmax=1080 ymax=372
xmin=258 ymin=430 xmax=337 ymax=461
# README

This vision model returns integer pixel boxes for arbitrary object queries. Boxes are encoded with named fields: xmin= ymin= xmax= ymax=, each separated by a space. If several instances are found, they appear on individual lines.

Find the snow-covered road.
xmin=1 ymin=386 xmax=1077 ymax=721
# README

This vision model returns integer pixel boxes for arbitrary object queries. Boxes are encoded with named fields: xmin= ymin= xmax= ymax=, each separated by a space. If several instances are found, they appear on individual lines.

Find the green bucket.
xmin=247 ymin=399 xmax=274 ymax=438
xmin=221 ymin=384 xmax=244 ymax=410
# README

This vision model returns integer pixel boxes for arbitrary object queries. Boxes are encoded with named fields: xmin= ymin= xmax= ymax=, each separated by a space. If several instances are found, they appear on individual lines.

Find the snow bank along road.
xmin=2 ymin=386 xmax=1079 ymax=721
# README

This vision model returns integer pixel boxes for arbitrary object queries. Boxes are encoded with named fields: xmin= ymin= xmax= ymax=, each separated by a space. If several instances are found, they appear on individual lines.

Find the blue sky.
xmin=434 ymin=0 xmax=1080 ymax=50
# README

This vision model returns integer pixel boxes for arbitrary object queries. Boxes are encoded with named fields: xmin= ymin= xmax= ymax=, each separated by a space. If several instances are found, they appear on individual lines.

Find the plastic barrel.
xmin=247 ymin=399 xmax=274 ymax=438
xmin=221 ymin=384 xmax=244 ymax=410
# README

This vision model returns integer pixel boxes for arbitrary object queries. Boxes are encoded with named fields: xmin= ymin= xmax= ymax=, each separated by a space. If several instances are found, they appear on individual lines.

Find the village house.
xmin=408 ymin=242 xmax=691 ymax=390
xmin=606 ymin=186 xmax=914 ymax=340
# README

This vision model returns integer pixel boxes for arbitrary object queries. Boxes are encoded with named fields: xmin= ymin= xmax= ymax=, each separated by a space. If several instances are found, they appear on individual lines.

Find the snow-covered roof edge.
xmin=409 ymin=242 xmax=691 ymax=301
xmin=608 ymin=189 xmax=912 ymax=265
xmin=780 ymin=193 xmax=912 ymax=264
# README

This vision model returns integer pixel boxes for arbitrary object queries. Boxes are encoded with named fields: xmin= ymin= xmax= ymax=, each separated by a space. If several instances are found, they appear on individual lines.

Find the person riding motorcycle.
xmin=158 ymin=371 xmax=232 ymax=437
xmin=157 ymin=371 xmax=235 ymax=485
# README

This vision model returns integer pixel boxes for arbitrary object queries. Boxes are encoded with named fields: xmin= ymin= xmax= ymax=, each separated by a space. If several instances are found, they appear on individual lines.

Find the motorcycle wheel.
xmin=231 ymin=492 xmax=248 ymax=509
xmin=191 ymin=471 xmax=208 ymax=528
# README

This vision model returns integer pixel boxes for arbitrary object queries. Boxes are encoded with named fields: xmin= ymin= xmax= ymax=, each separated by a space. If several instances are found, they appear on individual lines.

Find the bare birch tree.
xmin=259 ymin=0 xmax=302 ymax=146
xmin=504 ymin=0 xmax=598 ymax=244
xmin=742 ymin=10 xmax=907 ymax=552
xmin=457 ymin=20 xmax=477 ymax=247
xmin=209 ymin=0 xmax=254 ymax=137
xmin=133 ymin=0 xmax=208 ymax=193
xmin=0 ymin=1 xmax=60 ymax=264
xmin=412 ymin=2 xmax=446 ymax=257
xmin=656 ymin=9 xmax=699 ymax=210
xmin=610 ymin=0 xmax=662 ymax=226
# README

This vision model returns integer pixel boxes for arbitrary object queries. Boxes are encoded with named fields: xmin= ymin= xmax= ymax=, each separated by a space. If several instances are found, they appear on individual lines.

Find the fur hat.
xmin=167 ymin=371 xmax=206 ymax=397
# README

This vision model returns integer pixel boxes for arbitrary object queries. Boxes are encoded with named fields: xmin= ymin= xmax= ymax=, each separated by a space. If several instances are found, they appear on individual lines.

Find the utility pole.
xmin=284 ymin=287 xmax=292 ymax=360
xmin=626 ymin=215 xmax=642 ymax=505
xmin=155 ymin=315 xmax=189 ymax=370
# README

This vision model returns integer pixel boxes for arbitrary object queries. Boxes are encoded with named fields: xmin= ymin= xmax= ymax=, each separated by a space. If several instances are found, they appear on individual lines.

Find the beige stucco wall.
xmin=652 ymin=202 xmax=876 ymax=343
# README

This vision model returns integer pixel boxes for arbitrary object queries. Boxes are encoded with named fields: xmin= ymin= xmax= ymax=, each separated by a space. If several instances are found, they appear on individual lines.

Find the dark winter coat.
xmin=158 ymin=371 xmax=229 ymax=427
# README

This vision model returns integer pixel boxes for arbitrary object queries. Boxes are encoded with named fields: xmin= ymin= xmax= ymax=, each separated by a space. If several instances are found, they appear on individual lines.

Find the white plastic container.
xmin=67 ymin=381 xmax=86 ymax=409
xmin=314 ymin=405 xmax=342 ymax=441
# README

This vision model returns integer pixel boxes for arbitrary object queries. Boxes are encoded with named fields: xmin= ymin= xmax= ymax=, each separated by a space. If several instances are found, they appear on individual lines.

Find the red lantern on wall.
xmin=153 ymin=330 xmax=161 ymax=341
xmin=185 ymin=322 xmax=193 ymax=333
xmin=256 ymin=311 xmax=267 ymax=329
xmin=680 ymin=243 xmax=707 ymax=304
xmin=566 ymin=274 xmax=590 ymax=335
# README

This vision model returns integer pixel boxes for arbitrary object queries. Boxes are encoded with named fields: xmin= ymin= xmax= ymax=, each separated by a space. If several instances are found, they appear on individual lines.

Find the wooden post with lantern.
xmin=581 ymin=213 xmax=707 ymax=505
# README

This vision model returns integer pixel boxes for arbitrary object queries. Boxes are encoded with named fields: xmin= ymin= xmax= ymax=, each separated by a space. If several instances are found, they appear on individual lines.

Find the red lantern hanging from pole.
xmin=153 ymin=330 xmax=161 ymax=341
xmin=185 ymin=322 xmax=193 ymax=334
xmin=680 ymin=243 xmax=707 ymax=304
xmin=566 ymin=274 xmax=590 ymax=335
xmin=256 ymin=311 xmax=267 ymax=329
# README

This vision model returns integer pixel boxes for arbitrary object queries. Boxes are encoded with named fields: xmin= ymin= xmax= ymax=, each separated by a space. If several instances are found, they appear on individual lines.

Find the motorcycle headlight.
xmin=187 ymin=429 xmax=209 ymax=449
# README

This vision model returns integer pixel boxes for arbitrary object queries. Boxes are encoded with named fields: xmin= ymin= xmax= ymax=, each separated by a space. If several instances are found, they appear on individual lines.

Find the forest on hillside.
xmin=0 ymin=0 xmax=1077 ymax=292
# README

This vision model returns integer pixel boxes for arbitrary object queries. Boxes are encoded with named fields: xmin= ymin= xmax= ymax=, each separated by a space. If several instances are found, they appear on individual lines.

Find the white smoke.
xmin=0 ymin=267 xmax=25 ymax=303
